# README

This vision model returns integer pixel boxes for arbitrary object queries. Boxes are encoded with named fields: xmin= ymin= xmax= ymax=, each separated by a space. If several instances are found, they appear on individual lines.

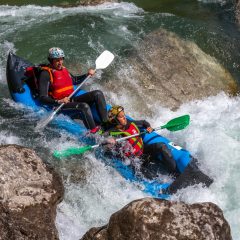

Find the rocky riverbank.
xmin=0 ymin=145 xmax=64 ymax=240
xmin=0 ymin=145 xmax=232 ymax=239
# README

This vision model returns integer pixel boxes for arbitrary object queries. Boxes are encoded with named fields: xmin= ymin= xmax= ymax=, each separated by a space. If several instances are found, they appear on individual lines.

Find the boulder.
xmin=60 ymin=0 xmax=117 ymax=7
xmin=0 ymin=145 xmax=64 ymax=240
xmin=81 ymin=197 xmax=232 ymax=240
xmin=103 ymin=28 xmax=237 ymax=111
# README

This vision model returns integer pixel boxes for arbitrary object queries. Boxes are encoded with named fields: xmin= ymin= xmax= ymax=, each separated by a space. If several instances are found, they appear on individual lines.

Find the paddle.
xmin=53 ymin=114 xmax=190 ymax=159
xmin=36 ymin=50 xmax=114 ymax=130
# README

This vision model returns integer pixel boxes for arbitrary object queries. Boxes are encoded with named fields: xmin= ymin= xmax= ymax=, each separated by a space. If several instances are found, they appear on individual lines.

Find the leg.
xmin=143 ymin=142 xmax=177 ymax=173
xmin=61 ymin=102 xmax=96 ymax=130
xmin=164 ymin=158 xmax=214 ymax=194
xmin=73 ymin=90 xmax=108 ymax=123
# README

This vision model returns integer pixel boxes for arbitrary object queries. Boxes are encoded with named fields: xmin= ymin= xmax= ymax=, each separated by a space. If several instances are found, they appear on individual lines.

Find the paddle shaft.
xmin=94 ymin=123 xmax=180 ymax=147
xmin=50 ymin=74 xmax=92 ymax=117
xmin=114 ymin=126 xmax=164 ymax=142
xmin=86 ymin=118 xmax=188 ymax=150
xmin=53 ymin=114 xmax=190 ymax=158
xmin=81 ymin=127 xmax=162 ymax=150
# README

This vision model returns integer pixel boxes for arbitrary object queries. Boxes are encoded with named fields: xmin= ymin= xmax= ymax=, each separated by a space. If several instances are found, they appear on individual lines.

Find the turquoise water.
xmin=0 ymin=1 xmax=240 ymax=239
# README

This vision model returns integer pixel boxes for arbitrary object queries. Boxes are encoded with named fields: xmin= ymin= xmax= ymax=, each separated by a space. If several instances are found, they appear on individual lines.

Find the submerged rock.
xmin=60 ymin=0 xmax=117 ymax=7
xmin=78 ymin=0 xmax=117 ymax=6
xmin=81 ymin=197 xmax=232 ymax=240
xmin=0 ymin=145 xmax=64 ymax=240
xmin=103 ymin=28 xmax=237 ymax=112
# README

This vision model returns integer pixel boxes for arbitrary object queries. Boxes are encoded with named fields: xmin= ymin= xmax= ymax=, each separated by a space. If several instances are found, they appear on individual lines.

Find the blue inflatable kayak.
xmin=6 ymin=52 xmax=213 ymax=198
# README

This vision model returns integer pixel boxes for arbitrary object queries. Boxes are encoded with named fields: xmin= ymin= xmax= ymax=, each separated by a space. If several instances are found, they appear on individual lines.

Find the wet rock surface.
xmin=0 ymin=145 xmax=64 ymax=240
xmin=104 ymin=28 xmax=237 ymax=112
xmin=236 ymin=0 xmax=240 ymax=23
xmin=60 ymin=0 xmax=117 ymax=7
xmin=81 ymin=197 xmax=232 ymax=240
xmin=79 ymin=0 xmax=116 ymax=5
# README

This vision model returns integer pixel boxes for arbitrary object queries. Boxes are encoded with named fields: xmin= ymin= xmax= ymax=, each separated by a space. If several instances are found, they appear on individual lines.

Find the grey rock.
xmin=103 ymin=28 xmax=237 ymax=112
xmin=0 ymin=145 xmax=64 ymax=240
xmin=60 ymin=0 xmax=117 ymax=7
xmin=81 ymin=198 xmax=232 ymax=240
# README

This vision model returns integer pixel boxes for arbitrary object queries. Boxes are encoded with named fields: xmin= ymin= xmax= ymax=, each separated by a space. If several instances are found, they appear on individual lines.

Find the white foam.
xmin=0 ymin=131 xmax=20 ymax=145
xmin=198 ymin=0 xmax=226 ymax=4
xmin=0 ymin=2 xmax=143 ymax=19
xmin=56 ymin=153 xmax=145 ymax=239
xmin=1 ymin=2 xmax=239 ymax=238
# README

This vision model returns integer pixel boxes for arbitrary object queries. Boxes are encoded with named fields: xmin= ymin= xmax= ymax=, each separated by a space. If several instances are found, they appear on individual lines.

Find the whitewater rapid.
xmin=55 ymin=92 xmax=240 ymax=239
xmin=0 ymin=2 xmax=239 ymax=240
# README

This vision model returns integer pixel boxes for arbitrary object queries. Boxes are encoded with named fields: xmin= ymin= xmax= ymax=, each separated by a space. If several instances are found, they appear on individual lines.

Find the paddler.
xmin=101 ymin=105 xmax=178 ymax=177
xmin=102 ymin=105 xmax=214 ymax=192
xmin=37 ymin=47 xmax=107 ymax=133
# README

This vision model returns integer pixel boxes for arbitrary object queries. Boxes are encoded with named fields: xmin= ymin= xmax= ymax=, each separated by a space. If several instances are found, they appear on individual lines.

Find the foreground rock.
xmin=81 ymin=198 xmax=232 ymax=240
xmin=103 ymin=28 xmax=237 ymax=112
xmin=0 ymin=145 xmax=64 ymax=240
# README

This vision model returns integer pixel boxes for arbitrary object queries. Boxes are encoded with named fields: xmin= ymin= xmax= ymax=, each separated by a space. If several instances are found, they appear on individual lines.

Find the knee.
xmin=92 ymin=90 xmax=104 ymax=99
xmin=76 ymin=102 xmax=90 ymax=112
xmin=145 ymin=143 xmax=177 ymax=173
xmin=158 ymin=143 xmax=175 ymax=160
xmin=156 ymin=143 xmax=168 ymax=152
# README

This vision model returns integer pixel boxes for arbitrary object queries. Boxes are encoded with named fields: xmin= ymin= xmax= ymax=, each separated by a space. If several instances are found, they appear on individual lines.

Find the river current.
xmin=0 ymin=1 xmax=240 ymax=239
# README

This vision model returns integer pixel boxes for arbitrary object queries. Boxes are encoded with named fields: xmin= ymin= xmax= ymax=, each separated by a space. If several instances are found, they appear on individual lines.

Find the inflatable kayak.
xmin=6 ymin=52 xmax=213 ymax=198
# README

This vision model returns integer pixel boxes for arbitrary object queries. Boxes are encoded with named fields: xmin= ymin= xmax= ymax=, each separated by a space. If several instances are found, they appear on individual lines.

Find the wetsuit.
xmin=103 ymin=119 xmax=177 ymax=178
xmin=165 ymin=157 xmax=214 ymax=194
xmin=103 ymin=120 xmax=213 ymax=192
xmin=38 ymin=69 xmax=108 ymax=129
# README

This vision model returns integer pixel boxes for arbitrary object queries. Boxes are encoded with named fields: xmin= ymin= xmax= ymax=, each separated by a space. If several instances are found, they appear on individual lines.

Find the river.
xmin=0 ymin=1 xmax=239 ymax=239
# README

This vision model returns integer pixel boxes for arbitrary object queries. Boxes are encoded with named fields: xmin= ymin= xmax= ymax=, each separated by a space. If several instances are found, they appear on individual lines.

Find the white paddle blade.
xmin=95 ymin=50 xmax=114 ymax=70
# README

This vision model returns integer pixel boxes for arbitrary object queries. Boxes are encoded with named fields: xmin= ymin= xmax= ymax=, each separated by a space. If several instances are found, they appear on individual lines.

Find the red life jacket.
xmin=41 ymin=66 xmax=74 ymax=100
xmin=110 ymin=122 xmax=144 ymax=157
xmin=25 ymin=65 xmax=74 ymax=100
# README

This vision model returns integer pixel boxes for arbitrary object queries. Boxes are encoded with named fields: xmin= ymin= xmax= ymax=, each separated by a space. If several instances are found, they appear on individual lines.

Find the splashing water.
xmin=0 ymin=2 xmax=240 ymax=239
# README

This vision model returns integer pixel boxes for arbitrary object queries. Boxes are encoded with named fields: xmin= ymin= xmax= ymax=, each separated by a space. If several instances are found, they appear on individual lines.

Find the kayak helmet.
xmin=48 ymin=47 xmax=65 ymax=60
xmin=108 ymin=105 xmax=124 ymax=124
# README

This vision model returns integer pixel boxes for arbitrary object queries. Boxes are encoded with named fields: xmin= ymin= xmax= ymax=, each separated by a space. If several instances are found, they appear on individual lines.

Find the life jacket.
xmin=110 ymin=122 xmax=144 ymax=157
xmin=25 ymin=65 xmax=74 ymax=100
xmin=41 ymin=66 xmax=74 ymax=100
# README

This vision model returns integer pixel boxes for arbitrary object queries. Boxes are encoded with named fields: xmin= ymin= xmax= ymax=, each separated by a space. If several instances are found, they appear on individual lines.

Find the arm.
xmin=133 ymin=120 xmax=151 ymax=128
xmin=132 ymin=120 xmax=153 ymax=133
xmin=100 ymin=124 xmax=120 ymax=145
xmin=71 ymin=73 xmax=88 ymax=85
xmin=71 ymin=68 xmax=95 ymax=85
xmin=38 ymin=70 xmax=58 ymax=105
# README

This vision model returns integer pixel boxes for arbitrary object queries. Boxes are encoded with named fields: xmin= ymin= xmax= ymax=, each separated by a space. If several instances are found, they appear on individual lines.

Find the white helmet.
xmin=48 ymin=47 xmax=65 ymax=59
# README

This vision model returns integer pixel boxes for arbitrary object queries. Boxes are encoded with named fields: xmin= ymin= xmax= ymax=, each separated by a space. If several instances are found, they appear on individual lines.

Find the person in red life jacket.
xmin=37 ymin=47 xmax=108 ymax=133
xmin=103 ymin=107 xmax=214 ymax=193
xmin=102 ymin=105 xmax=178 ymax=178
